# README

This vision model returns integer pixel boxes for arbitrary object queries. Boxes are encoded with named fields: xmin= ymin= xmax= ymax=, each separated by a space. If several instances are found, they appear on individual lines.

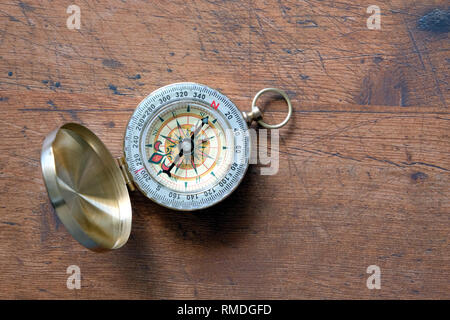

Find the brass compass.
xmin=41 ymin=82 xmax=292 ymax=250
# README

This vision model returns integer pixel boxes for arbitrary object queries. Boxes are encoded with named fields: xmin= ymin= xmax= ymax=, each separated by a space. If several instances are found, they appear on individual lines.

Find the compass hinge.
xmin=116 ymin=157 xmax=136 ymax=192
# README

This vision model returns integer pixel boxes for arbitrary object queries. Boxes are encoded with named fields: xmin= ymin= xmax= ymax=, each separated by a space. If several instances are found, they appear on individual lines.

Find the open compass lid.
xmin=40 ymin=123 xmax=132 ymax=251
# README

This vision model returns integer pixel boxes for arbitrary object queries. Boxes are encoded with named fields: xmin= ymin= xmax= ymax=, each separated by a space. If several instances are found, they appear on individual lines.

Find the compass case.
xmin=40 ymin=123 xmax=132 ymax=251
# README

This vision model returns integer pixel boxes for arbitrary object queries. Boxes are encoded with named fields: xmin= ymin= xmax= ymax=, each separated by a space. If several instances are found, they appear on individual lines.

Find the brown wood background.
xmin=0 ymin=0 xmax=449 ymax=299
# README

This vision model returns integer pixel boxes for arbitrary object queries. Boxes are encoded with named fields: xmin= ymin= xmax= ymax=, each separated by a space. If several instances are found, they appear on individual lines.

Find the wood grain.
xmin=0 ymin=0 xmax=448 ymax=299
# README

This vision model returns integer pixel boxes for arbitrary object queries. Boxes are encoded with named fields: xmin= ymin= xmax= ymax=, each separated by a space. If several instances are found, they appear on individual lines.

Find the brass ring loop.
xmin=251 ymin=88 xmax=292 ymax=129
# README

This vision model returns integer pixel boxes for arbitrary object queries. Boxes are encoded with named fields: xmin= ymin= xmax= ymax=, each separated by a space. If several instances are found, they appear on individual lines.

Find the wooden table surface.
xmin=0 ymin=0 xmax=448 ymax=299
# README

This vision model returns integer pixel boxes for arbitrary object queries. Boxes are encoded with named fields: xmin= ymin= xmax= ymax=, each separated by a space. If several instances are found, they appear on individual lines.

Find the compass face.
xmin=124 ymin=83 xmax=250 ymax=210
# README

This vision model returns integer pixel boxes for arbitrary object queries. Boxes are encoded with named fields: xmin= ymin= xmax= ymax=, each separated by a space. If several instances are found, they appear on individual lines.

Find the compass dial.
xmin=142 ymin=102 xmax=233 ymax=193
xmin=124 ymin=83 xmax=250 ymax=210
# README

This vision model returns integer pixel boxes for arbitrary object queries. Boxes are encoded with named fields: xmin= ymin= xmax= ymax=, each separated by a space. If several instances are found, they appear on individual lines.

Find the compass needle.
xmin=161 ymin=134 xmax=177 ymax=145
